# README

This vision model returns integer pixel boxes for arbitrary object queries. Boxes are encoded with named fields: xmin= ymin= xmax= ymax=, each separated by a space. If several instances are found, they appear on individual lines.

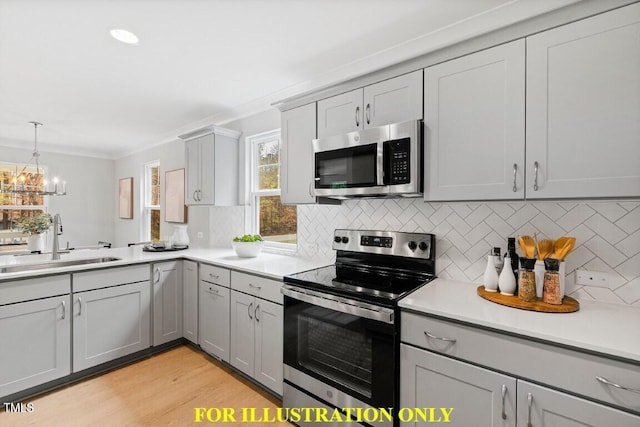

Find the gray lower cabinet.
xmin=400 ymin=344 xmax=515 ymax=426
xmin=152 ymin=261 xmax=183 ymax=346
xmin=72 ymin=281 xmax=151 ymax=372
xmin=517 ymin=380 xmax=640 ymax=427
xmin=400 ymin=312 xmax=640 ymax=426
xmin=199 ymin=281 xmax=230 ymax=361
xmin=182 ymin=260 xmax=198 ymax=344
xmin=230 ymin=289 xmax=283 ymax=395
xmin=0 ymin=294 xmax=71 ymax=398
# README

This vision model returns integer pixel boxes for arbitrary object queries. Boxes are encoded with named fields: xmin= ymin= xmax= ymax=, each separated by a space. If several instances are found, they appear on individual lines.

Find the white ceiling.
xmin=0 ymin=0 xmax=580 ymax=159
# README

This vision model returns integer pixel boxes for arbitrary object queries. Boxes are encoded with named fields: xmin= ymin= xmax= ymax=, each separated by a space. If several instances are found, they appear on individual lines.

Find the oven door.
xmin=282 ymin=284 xmax=396 ymax=408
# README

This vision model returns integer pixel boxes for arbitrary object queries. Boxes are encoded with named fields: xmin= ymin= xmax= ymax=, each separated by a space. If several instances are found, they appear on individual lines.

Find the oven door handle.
xmin=281 ymin=285 xmax=394 ymax=324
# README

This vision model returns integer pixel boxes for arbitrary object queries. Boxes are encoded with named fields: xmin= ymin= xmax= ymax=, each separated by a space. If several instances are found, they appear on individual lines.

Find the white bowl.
xmin=232 ymin=241 xmax=264 ymax=258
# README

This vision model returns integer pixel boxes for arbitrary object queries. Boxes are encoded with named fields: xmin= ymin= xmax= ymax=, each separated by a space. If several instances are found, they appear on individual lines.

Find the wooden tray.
xmin=477 ymin=285 xmax=579 ymax=313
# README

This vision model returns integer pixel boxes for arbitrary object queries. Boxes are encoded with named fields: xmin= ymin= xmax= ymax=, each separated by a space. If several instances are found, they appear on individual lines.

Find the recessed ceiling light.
xmin=110 ymin=28 xmax=139 ymax=45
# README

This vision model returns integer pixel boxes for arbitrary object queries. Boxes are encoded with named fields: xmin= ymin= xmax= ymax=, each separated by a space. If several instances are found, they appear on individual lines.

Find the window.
xmin=0 ymin=163 xmax=47 ymax=245
xmin=143 ymin=161 xmax=160 ymax=242
xmin=248 ymin=130 xmax=297 ymax=247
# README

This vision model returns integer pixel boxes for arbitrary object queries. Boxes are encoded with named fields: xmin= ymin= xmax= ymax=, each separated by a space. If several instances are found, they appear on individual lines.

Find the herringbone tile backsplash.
xmin=296 ymin=200 xmax=640 ymax=306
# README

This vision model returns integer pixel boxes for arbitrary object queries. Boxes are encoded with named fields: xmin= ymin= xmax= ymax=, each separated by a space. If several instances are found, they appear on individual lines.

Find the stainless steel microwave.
xmin=312 ymin=120 xmax=423 ymax=199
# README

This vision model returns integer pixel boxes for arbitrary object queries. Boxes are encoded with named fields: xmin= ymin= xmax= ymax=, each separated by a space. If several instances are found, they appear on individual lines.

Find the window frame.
xmin=246 ymin=129 xmax=296 ymax=252
xmin=0 ymin=162 xmax=49 ymax=244
xmin=141 ymin=160 xmax=160 ymax=242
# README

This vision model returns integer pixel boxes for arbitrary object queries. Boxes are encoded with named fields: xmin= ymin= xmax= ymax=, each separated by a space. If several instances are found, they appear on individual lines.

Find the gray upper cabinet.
xmin=181 ymin=126 xmax=241 ymax=206
xmin=526 ymin=3 xmax=640 ymax=199
xmin=280 ymin=103 xmax=317 ymax=204
xmin=424 ymin=39 xmax=525 ymax=201
xmin=317 ymin=70 xmax=423 ymax=138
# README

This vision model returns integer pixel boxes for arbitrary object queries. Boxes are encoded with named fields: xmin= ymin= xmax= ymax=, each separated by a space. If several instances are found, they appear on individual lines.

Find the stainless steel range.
xmin=282 ymin=229 xmax=436 ymax=427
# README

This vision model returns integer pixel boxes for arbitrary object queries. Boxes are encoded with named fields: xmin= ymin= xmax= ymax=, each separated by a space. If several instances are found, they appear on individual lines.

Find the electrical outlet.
xmin=197 ymin=232 xmax=204 ymax=239
xmin=575 ymin=270 xmax=609 ymax=287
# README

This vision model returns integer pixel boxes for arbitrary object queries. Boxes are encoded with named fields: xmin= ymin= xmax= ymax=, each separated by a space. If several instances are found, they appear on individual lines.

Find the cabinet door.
xmin=152 ymin=261 xmax=183 ymax=346
xmin=229 ymin=291 xmax=255 ymax=377
xmin=73 ymin=281 xmax=151 ymax=372
xmin=199 ymin=281 xmax=230 ymax=362
xmin=185 ymin=137 xmax=201 ymax=205
xmin=254 ymin=298 xmax=283 ymax=395
xmin=400 ymin=344 xmax=515 ymax=427
xmin=197 ymin=133 xmax=215 ymax=205
xmin=0 ymin=296 xmax=71 ymax=397
xmin=317 ymin=89 xmax=363 ymax=138
xmin=526 ymin=3 xmax=640 ymax=198
xmin=182 ymin=260 xmax=198 ymax=344
xmin=281 ymin=103 xmax=317 ymax=204
xmin=517 ymin=380 xmax=640 ymax=427
xmin=364 ymin=70 xmax=423 ymax=128
xmin=424 ymin=40 xmax=525 ymax=201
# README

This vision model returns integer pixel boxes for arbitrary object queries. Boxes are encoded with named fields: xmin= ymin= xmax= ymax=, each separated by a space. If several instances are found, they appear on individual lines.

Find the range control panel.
xmin=360 ymin=235 xmax=393 ymax=248
xmin=333 ymin=229 xmax=434 ymax=260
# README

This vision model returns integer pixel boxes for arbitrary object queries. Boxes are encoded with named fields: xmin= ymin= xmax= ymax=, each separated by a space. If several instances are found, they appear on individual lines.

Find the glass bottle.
xmin=543 ymin=258 xmax=562 ymax=305
xmin=518 ymin=257 xmax=537 ymax=302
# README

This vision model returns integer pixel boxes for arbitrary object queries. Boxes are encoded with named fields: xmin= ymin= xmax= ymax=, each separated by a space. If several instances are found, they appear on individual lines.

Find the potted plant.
xmin=17 ymin=212 xmax=53 ymax=252
xmin=232 ymin=234 xmax=264 ymax=258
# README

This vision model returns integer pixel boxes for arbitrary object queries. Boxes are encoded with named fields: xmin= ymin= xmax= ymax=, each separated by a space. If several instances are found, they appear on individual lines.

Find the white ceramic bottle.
xmin=172 ymin=224 xmax=190 ymax=247
xmin=483 ymin=253 xmax=499 ymax=292
xmin=498 ymin=255 xmax=517 ymax=296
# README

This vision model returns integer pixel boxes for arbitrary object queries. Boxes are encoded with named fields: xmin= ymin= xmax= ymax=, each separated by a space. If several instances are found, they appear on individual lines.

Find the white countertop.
xmin=399 ymin=278 xmax=640 ymax=363
xmin=0 ymin=246 xmax=331 ymax=282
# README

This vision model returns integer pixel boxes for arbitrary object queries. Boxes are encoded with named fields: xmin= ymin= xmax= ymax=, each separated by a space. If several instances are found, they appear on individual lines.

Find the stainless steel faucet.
xmin=52 ymin=214 xmax=64 ymax=260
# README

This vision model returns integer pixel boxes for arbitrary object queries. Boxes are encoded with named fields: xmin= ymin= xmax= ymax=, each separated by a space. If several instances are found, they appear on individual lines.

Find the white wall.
xmin=1 ymin=145 xmax=115 ymax=248
xmin=113 ymin=139 xmax=196 ymax=247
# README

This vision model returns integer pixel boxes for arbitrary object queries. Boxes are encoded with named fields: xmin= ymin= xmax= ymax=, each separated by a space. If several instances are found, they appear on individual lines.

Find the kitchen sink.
xmin=0 ymin=257 xmax=122 ymax=273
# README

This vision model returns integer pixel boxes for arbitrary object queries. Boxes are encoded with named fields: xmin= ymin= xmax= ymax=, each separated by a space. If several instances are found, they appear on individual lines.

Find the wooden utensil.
xmin=538 ymin=239 xmax=555 ymax=260
xmin=553 ymin=237 xmax=576 ymax=261
xmin=518 ymin=235 xmax=535 ymax=258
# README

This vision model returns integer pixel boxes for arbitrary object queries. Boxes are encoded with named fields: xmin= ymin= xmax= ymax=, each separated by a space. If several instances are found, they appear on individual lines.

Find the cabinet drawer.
xmin=231 ymin=271 xmax=282 ymax=304
xmin=200 ymin=264 xmax=230 ymax=288
xmin=73 ymin=264 xmax=149 ymax=293
xmin=401 ymin=312 xmax=640 ymax=413
xmin=0 ymin=274 xmax=70 ymax=305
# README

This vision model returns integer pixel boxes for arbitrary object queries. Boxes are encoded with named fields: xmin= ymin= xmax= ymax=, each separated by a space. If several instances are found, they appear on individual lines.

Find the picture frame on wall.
xmin=165 ymin=168 xmax=187 ymax=223
xmin=118 ymin=177 xmax=134 ymax=219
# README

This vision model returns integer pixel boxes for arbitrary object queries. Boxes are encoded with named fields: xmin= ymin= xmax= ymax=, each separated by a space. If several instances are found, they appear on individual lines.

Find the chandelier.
xmin=0 ymin=121 xmax=67 ymax=196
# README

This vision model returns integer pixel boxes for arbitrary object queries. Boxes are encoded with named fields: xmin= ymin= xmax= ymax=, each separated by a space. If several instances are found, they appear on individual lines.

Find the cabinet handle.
xmin=533 ymin=161 xmax=539 ymax=191
xmin=208 ymin=286 xmax=219 ymax=295
xmin=596 ymin=376 xmax=640 ymax=394
xmin=209 ymin=273 xmax=219 ymax=280
xmin=255 ymin=304 xmax=260 ymax=322
xmin=527 ymin=393 xmax=533 ymax=427
xmin=365 ymin=103 xmax=370 ymax=125
xmin=61 ymin=300 xmax=66 ymax=320
xmin=512 ymin=163 xmax=518 ymax=192
xmin=308 ymin=180 xmax=315 ymax=198
xmin=154 ymin=268 xmax=160 ymax=284
xmin=248 ymin=302 xmax=253 ymax=319
xmin=193 ymin=190 xmax=198 ymax=202
xmin=501 ymin=384 xmax=507 ymax=420
xmin=355 ymin=106 xmax=360 ymax=127
xmin=249 ymin=283 xmax=262 ymax=290
xmin=198 ymin=190 xmax=202 ymax=201
xmin=78 ymin=297 xmax=82 ymax=316
xmin=424 ymin=330 xmax=457 ymax=343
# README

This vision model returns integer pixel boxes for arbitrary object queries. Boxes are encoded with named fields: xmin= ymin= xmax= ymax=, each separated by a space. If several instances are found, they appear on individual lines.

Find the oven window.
xmin=315 ymin=144 xmax=377 ymax=188
xmin=297 ymin=309 xmax=372 ymax=397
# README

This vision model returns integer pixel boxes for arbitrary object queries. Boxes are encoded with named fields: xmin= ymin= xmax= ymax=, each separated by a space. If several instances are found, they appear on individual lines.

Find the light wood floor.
xmin=0 ymin=345 xmax=291 ymax=426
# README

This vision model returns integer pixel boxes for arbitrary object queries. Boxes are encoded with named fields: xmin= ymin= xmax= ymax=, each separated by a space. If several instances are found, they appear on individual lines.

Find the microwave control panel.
xmin=384 ymin=138 xmax=410 ymax=185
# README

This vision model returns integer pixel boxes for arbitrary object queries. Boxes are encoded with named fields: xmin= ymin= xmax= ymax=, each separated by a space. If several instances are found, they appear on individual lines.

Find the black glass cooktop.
xmin=284 ymin=262 xmax=435 ymax=306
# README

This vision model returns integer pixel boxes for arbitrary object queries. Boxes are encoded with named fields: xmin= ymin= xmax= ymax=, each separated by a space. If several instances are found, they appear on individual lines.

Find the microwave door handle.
xmin=281 ymin=285 xmax=394 ymax=324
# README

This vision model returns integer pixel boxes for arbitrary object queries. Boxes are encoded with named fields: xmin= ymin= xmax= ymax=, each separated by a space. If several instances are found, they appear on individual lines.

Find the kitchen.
xmin=1 ymin=0 xmax=639 ymax=426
